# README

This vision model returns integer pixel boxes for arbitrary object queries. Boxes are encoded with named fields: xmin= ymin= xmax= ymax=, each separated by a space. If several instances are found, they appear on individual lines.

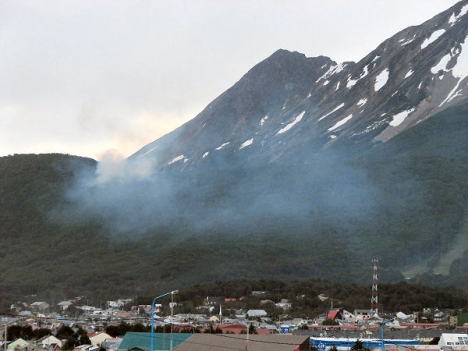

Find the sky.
xmin=0 ymin=0 xmax=460 ymax=161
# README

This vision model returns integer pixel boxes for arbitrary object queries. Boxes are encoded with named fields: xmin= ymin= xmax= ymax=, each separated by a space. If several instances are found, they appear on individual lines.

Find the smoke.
xmin=57 ymin=143 xmax=379 ymax=242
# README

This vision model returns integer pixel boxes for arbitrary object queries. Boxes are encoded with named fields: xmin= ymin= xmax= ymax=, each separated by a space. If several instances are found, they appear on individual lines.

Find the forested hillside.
xmin=0 ymin=102 xmax=468 ymax=304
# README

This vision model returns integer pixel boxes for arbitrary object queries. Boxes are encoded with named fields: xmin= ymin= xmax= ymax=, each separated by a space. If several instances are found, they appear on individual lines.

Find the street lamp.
xmin=381 ymin=318 xmax=395 ymax=351
xmin=150 ymin=290 xmax=178 ymax=351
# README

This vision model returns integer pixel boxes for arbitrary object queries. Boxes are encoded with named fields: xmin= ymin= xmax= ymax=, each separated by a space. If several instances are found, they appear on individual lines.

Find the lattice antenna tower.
xmin=371 ymin=259 xmax=379 ymax=316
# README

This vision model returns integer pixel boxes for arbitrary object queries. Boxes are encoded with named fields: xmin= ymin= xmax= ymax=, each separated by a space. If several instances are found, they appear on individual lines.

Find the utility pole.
xmin=245 ymin=322 xmax=249 ymax=351
xmin=371 ymin=259 xmax=379 ymax=316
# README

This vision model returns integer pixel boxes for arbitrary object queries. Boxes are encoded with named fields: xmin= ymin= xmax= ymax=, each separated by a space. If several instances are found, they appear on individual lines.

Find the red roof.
xmin=219 ymin=323 xmax=247 ymax=334
xmin=256 ymin=328 xmax=271 ymax=335
xmin=327 ymin=310 xmax=339 ymax=320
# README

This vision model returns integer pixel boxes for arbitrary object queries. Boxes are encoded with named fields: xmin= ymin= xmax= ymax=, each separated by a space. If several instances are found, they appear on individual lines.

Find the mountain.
xmin=130 ymin=1 xmax=468 ymax=171
xmin=2 ymin=1 xmax=468 ymax=301
xmin=123 ymin=1 xmax=468 ymax=277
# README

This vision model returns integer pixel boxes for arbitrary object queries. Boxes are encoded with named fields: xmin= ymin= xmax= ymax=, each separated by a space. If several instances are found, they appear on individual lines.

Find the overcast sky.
xmin=0 ymin=0 xmax=460 ymax=161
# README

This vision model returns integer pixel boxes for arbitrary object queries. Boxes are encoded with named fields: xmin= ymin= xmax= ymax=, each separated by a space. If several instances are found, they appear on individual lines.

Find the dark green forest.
xmin=169 ymin=279 xmax=467 ymax=318
xmin=0 ymin=103 xmax=468 ymax=303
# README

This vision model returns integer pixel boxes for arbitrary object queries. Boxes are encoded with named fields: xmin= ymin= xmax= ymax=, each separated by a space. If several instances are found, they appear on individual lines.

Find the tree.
xmin=351 ymin=339 xmax=370 ymax=351
xmin=56 ymin=325 xmax=75 ymax=339
xmin=249 ymin=323 xmax=257 ymax=335
xmin=322 ymin=319 xmax=339 ymax=326
xmin=105 ymin=325 xmax=121 ymax=338
xmin=129 ymin=323 xmax=149 ymax=332
xmin=33 ymin=328 xmax=51 ymax=339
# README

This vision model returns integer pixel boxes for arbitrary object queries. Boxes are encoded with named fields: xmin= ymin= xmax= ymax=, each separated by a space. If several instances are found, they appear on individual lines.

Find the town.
xmin=2 ymin=288 xmax=468 ymax=351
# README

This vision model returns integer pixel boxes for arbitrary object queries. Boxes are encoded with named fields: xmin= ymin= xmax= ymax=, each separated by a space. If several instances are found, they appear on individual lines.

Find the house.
xmin=101 ymin=338 xmax=122 ymax=351
xmin=327 ymin=308 xmax=343 ymax=320
xmin=291 ymin=318 xmax=306 ymax=327
xmin=246 ymin=310 xmax=267 ymax=318
xmin=318 ymin=294 xmax=329 ymax=301
xmin=209 ymin=315 xmax=220 ymax=323
xmin=171 ymin=323 xmax=197 ymax=333
xmin=57 ymin=301 xmax=72 ymax=311
xmin=108 ymin=299 xmax=132 ymax=309
xmin=72 ymin=345 xmax=95 ymax=351
xmin=173 ymin=313 xmax=208 ymax=323
xmin=88 ymin=332 xmax=112 ymax=347
xmin=276 ymin=299 xmax=292 ymax=310
xmin=7 ymin=338 xmax=29 ymax=350
xmin=9 ymin=303 xmax=27 ymax=314
xmin=260 ymin=299 xmax=275 ymax=305
xmin=174 ymin=334 xmax=310 ymax=351
xmin=37 ymin=335 xmax=63 ymax=349
xmin=117 ymin=332 xmax=191 ymax=351
xmin=353 ymin=309 xmax=372 ymax=320
xmin=30 ymin=302 xmax=49 ymax=312
xmin=218 ymin=323 xmax=247 ymax=334
xmin=434 ymin=311 xmax=448 ymax=322
xmin=17 ymin=311 xmax=33 ymax=318
xmin=438 ymin=333 xmax=468 ymax=346
xmin=224 ymin=297 xmax=238 ymax=302
xmin=205 ymin=296 xmax=220 ymax=305
xmin=340 ymin=310 xmax=355 ymax=321
xmin=387 ymin=333 xmax=468 ymax=351
xmin=256 ymin=327 xmax=273 ymax=335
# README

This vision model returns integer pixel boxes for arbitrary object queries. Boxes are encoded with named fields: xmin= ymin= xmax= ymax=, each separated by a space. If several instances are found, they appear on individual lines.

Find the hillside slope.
xmin=2 ymin=1 xmax=468 ymax=301
xmin=1 ymin=101 xmax=467 ymax=301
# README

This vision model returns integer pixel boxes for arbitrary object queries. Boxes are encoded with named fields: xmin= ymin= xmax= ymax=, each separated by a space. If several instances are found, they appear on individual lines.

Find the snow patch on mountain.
xmin=216 ymin=142 xmax=230 ymax=150
xmin=239 ymin=139 xmax=254 ymax=150
xmin=168 ymin=155 xmax=187 ymax=165
xmin=451 ymin=38 xmax=468 ymax=78
xmin=319 ymin=103 xmax=345 ymax=121
xmin=347 ymin=65 xmax=369 ymax=89
xmin=400 ymin=35 xmax=416 ymax=46
xmin=431 ymin=53 xmax=452 ymax=74
xmin=317 ymin=63 xmax=345 ymax=83
xmin=375 ymin=68 xmax=389 ymax=91
xmin=440 ymin=78 xmax=464 ymax=107
xmin=277 ymin=111 xmax=305 ymax=134
xmin=357 ymin=98 xmax=367 ymax=107
xmin=449 ymin=4 xmax=468 ymax=25
xmin=260 ymin=115 xmax=269 ymax=126
xmin=421 ymin=29 xmax=446 ymax=49
xmin=405 ymin=70 xmax=414 ymax=79
xmin=439 ymin=36 xmax=468 ymax=106
xmin=328 ymin=114 xmax=353 ymax=131
xmin=389 ymin=108 xmax=415 ymax=127
xmin=358 ymin=119 xmax=387 ymax=136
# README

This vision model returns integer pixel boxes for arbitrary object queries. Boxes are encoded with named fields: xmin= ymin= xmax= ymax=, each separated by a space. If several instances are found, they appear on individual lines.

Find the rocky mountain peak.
xmin=130 ymin=0 xmax=468 ymax=171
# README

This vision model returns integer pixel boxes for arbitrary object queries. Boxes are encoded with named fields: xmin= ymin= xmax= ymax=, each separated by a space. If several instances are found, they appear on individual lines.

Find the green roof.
xmin=118 ymin=332 xmax=192 ymax=351
xmin=8 ymin=338 xmax=29 ymax=349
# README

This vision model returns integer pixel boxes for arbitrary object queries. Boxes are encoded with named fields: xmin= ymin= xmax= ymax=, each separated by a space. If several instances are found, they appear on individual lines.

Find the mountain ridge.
xmin=130 ymin=0 xmax=468 ymax=171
